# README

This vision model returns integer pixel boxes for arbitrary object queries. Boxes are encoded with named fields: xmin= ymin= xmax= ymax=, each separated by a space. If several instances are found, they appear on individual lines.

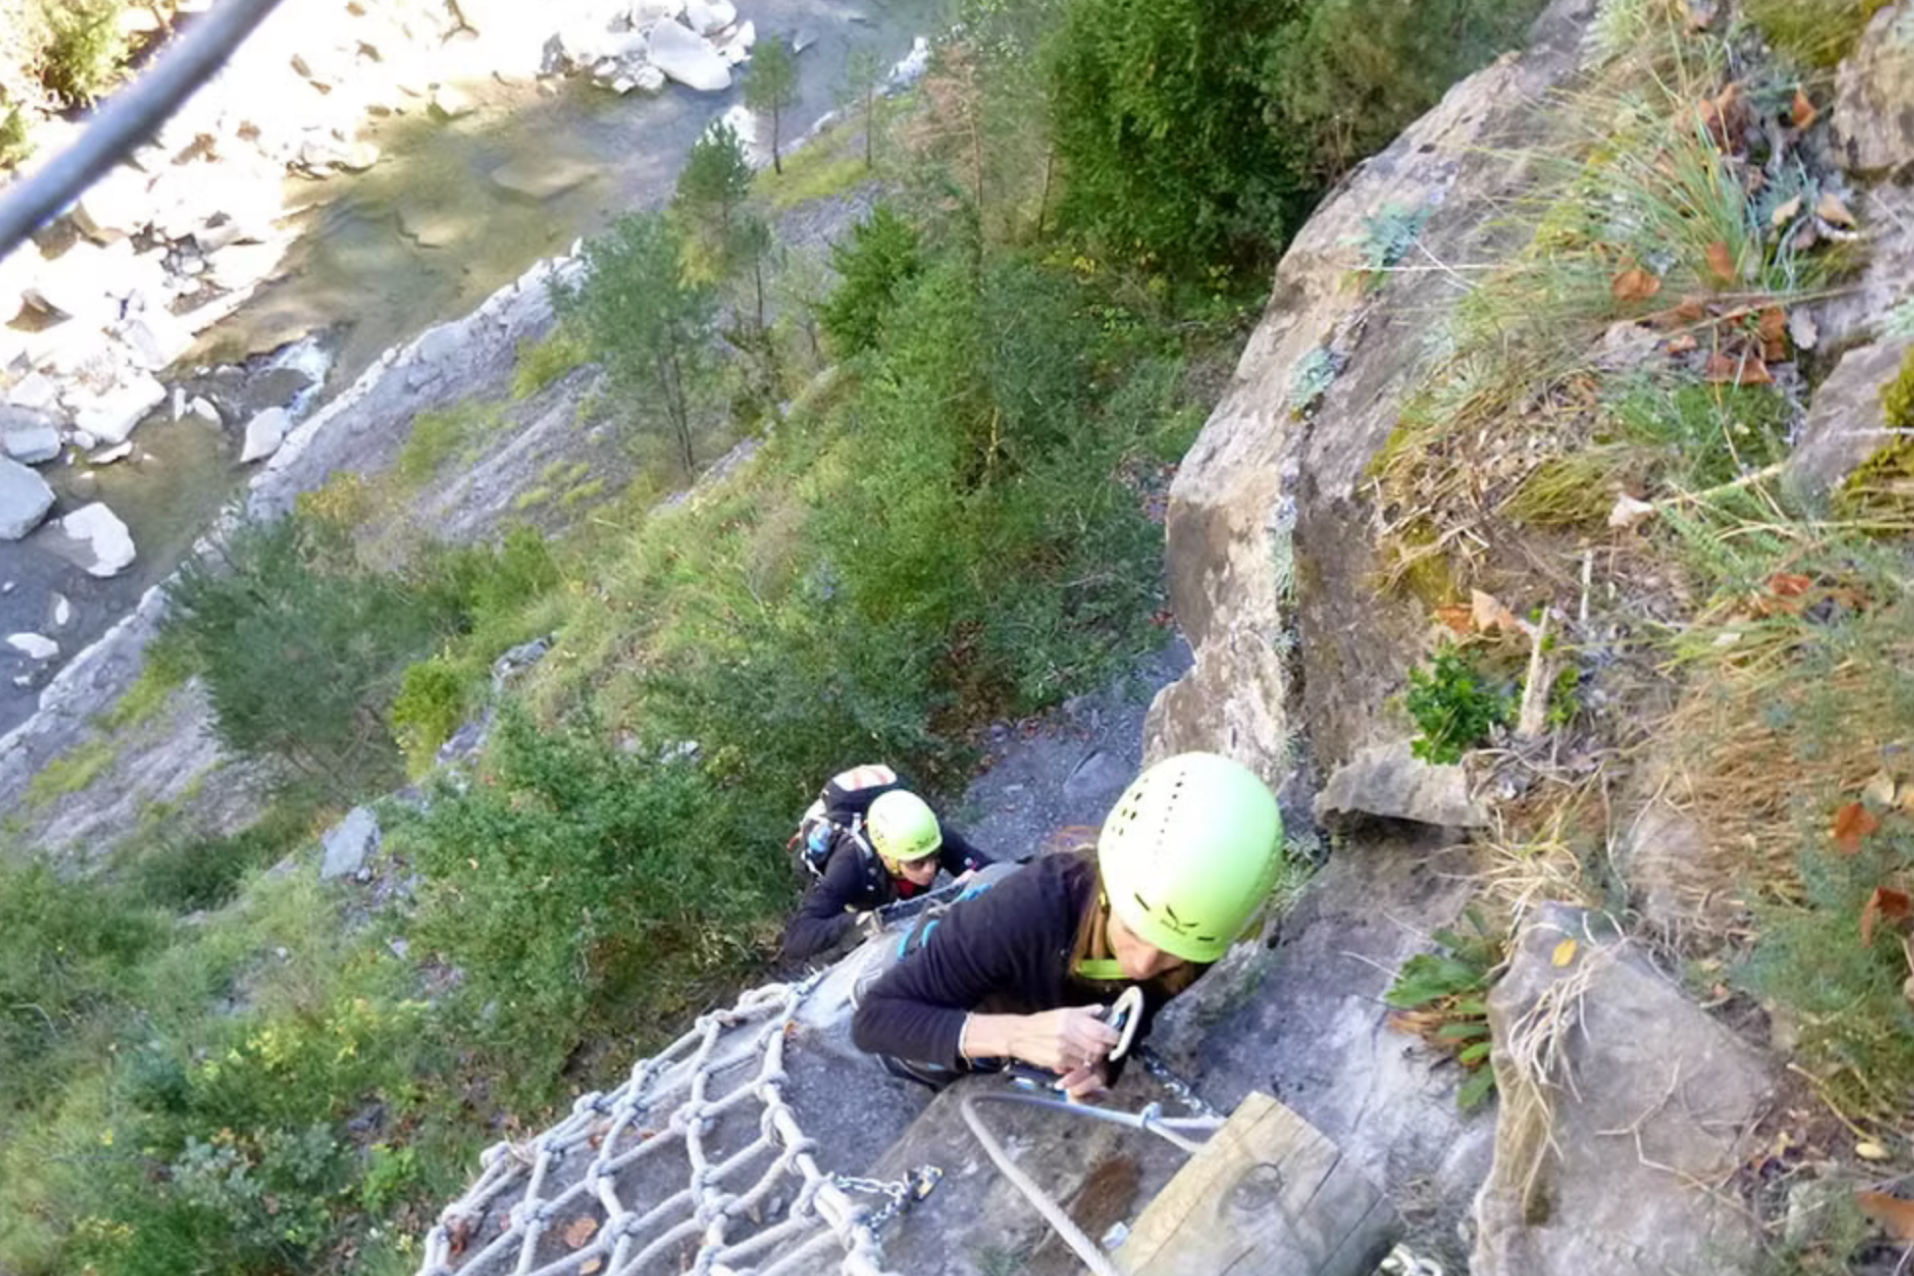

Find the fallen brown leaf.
xmin=1833 ymin=801 xmax=1880 ymax=855
xmin=1471 ymin=589 xmax=1522 ymax=635
xmin=1816 ymin=190 xmax=1857 ymax=229
xmin=1857 ymin=1190 xmax=1914 ymax=1240
xmin=1856 ymin=1140 xmax=1892 ymax=1162
xmin=449 ymin=1218 xmax=472 ymax=1259
xmin=1435 ymin=604 xmax=1473 ymax=636
xmin=1769 ymin=572 xmax=1813 ymax=598
xmin=1665 ymin=332 xmax=1699 ymax=354
xmin=1612 ymin=266 xmax=1662 ymax=302
xmin=1791 ymin=87 xmax=1818 ymax=131
xmin=1758 ymin=307 xmax=1787 ymax=361
xmin=1608 ymin=493 xmax=1656 ymax=530
xmin=1552 ymin=938 xmax=1579 ymax=967
xmin=1674 ymin=295 xmax=1709 ymax=323
xmin=1792 ymin=222 xmax=1820 ymax=252
xmin=1860 ymin=886 xmax=1912 ymax=947
xmin=1770 ymin=194 xmax=1803 ymax=228
xmin=1704 ymin=241 xmax=1738 ymax=285
xmin=562 ymin=1216 xmax=600 ymax=1250
xmin=1699 ymin=82 xmax=1748 ymax=151
xmin=1704 ymin=351 xmax=1771 ymax=385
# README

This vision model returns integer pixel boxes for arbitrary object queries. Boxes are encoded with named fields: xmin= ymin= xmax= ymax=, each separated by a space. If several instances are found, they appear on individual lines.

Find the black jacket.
xmin=849 ymin=854 xmax=1187 ymax=1076
xmin=780 ymin=824 xmax=992 ymax=961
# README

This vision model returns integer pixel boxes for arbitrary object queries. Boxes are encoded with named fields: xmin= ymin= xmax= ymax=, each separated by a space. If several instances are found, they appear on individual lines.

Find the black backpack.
xmin=789 ymin=765 xmax=904 ymax=880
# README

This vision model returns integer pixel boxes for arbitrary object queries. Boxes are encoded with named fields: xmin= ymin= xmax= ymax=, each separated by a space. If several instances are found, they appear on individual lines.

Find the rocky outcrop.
xmin=1144 ymin=0 xmax=1596 ymax=789
xmin=1833 ymin=2 xmax=1914 ymax=179
xmin=1471 ymin=904 xmax=1769 ymax=1276
xmin=0 ymin=456 xmax=54 ymax=539
xmin=1786 ymin=334 xmax=1914 ymax=504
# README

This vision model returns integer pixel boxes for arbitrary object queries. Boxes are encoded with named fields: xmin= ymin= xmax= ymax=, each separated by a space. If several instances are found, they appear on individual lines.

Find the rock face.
xmin=320 ymin=806 xmax=381 ymax=880
xmin=1787 ymin=334 xmax=1914 ymax=505
xmin=1471 ymin=904 xmax=1769 ymax=1276
xmin=1314 ymin=740 xmax=1487 ymax=829
xmin=0 ymin=457 xmax=56 ymax=540
xmin=1833 ymin=1 xmax=1914 ymax=178
xmin=1144 ymin=0 xmax=1595 ymax=787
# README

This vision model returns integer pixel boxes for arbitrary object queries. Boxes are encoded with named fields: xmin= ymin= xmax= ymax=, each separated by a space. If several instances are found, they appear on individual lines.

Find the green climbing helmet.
xmin=867 ymin=790 xmax=943 ymax=866
xmin=1099 ymin=752 xmax=1284 ymax=964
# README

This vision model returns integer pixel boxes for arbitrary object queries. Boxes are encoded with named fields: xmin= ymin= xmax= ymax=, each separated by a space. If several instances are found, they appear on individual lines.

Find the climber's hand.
xmin=1057 ymin=1060 xmax=1110 ymax=1102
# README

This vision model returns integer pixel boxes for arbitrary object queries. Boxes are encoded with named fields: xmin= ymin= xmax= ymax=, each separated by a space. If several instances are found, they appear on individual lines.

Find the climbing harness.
xmin=416 ymin=976 xmax=936 ymax=1276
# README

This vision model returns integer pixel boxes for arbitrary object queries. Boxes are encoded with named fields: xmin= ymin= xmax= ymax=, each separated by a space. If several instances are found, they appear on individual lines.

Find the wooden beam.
xmin=1114 ymin=1092 xmax=1399 ymax=1276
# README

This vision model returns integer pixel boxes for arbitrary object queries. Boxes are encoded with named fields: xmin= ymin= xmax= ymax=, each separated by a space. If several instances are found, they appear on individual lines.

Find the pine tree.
xmin=745 ymin=37 xmax=800 ymax=175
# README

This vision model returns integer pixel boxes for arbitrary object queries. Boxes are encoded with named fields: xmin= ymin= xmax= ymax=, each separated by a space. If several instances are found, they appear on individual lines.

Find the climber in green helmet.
xmin=851 ymin=751 xmax=1284 ymax=1099
xmin=782 ymin=768 xmax=995 ymax=962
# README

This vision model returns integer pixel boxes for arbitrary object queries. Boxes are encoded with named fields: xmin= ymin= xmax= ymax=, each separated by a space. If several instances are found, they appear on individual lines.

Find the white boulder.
xmin=0 ymin=457 xmax=55 ymax=540
xmin=7 ymin=371 xmax=58 ymax=412
xmin=90 ymin=442 xmax=134 ymax=465
xmin=715 ymin=19 xmax=755 ymax=64
xmin=7 ymin=632 xmax=59 ymax=660
xmin=240 ymin=405 xmax=291 ymax=463
xmin=633 ymin=64 xmax=667 ymax=93
xmin=683 ymin=0 xmax=735 ymax=35
xmin=72 ymin=374 xmax=166 ymax=446
xmin=0 ymin=406 xmax=62 ymax=464
xmin=430 ymin=85 xmax=476 ymax=118
xmin=204 ymin=240 xmax=290 ymax=293
xmin=52 ymin=503 xmax=137 ymax=577
xmin=50 ymin=593 xmax=70 ymax=628
xmin=70 ymin=164 xmax=158 ymax=243
xmin=24 ymin=240 xmax=131 ymax=322
xmin=118 ymin=310 xmax=196 ymax=372
xmin=647 ymin=19 xmax=731 ymax=91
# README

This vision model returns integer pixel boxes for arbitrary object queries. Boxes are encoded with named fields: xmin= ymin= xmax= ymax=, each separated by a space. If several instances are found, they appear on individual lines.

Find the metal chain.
xmin=1128 ymin=1045 xmax=1220 ymax=1120
xmin=831 ymin=1166 xmax=943 ymax=1234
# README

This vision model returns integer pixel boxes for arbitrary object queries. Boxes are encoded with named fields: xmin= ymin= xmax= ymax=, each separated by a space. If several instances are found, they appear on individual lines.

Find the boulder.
xmin=632 ymin=64 xmax=667 ymax=94
xmin=683 ymin=0 xmax=735 ymax=35
xmin=488 ymin=154 xmax=600 ymax=200
xmin=6 ymin=633 xmax=59 ymax=660
xmin=646 ymin=18 xmax=731 ymax=91
xmin=1785 ymin=334 xmax=1914 ymax=505
xmin=319 ymin=806 xmax=381 ymax=880
xmin=117 ymin=310 xmax=196 ymax=372
xmin=23 ymin=240 xmax=131 ymax=322
xmin=239 ymin=406 xmax=292 ymax=463
xmin=72 ymin=374 xmax=167 ymax=447
xmin=69 ymin=164 xmax=158 ymax=243
xmin=714 ymin=19 xmax=755 ymax=65
xmin=7 ymin=371 xmax=59 ymax=412
xmin=49 ymin=593 xmax=70 ymax=628
xmin=1833 ymin=1 xmax=1914 ymax=178
xmin=89 ymin=442 xmax=133 ymax=465
xmin=1471 ymin=903 xmax=1769 ymax=1276
xmin=0 ymin=457 xmax=55 ymax=539
xmin=44 ymin=502 xmax=137 ymax=577
xmin=204 ymin=240 xmax=291 ymax=293
xmin=430 ymin=85 xmax=476 ymax=119
xmin=0 ymin=406 xmax=62 ymax=465
xmin=1314 ymin=740 xmax=1488 ymax=828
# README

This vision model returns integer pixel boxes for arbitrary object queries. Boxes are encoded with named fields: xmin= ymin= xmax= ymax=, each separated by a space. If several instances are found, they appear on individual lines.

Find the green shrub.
xmin=1745 ymin=0 xmax=1891 ymax=68
xmin=163 ymin=513 xmax=448 ymax=797
xmin=1611 ymin=380 xmax=1792 ymax=491
xmin=820 ymin=204 xmax=923 ymax=356
xmin=1406 ymin=646 xmax=1514 ymax=763
xmin=127 ymin=801 xmax=319 ymax=914
xmin=399 ymin=708 xmax=787 ymax=1094
xmin=511 ymin=331 xmax=586 ymax=400
xmin=0 ymin=102 xmax=35 ymax=171
xmin=37 ymin=0 xmax=133 ymax=107
xmin=391 ymin=656 xmax=472 ymax=773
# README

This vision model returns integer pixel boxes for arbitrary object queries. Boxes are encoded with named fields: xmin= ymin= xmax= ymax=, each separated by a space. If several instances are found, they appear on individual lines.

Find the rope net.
xmin=416 ymin=978 xmax=908 ymax=1276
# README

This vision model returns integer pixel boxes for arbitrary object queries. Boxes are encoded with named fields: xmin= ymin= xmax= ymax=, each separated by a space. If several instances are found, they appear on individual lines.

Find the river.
xmin=0 ymin=0 xmax=940 ymax=738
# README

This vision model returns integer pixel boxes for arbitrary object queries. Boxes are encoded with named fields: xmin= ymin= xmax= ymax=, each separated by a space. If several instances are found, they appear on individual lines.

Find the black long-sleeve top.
xmin=850 ymin=854 xmax=1190 ymax=1077
xmin=780 ymin=824 xmax=992 ymax=962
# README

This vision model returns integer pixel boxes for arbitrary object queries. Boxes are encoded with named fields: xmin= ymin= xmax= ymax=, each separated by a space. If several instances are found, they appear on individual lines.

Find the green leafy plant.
xmin=511 ymin=331 xmax=586 ymax=400
xmin=37 ymin=0 xmax=134 ymax=107
xmin=1385 ymin=904 xmax=1505 ymax=1108
xmin=1406 ymin=646 xmax=1514 ymax=764
xmin=820 ymin=203 xmax=923 ymax=356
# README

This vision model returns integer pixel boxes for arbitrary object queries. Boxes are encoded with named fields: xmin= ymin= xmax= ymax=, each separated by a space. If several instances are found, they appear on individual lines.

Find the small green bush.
xmin=391 ymin=656 xmax=471 ymax=773
xmin=37 ymin=0 xmax=134 ymax=107
xmin=0 ymin=102 xmax=35 ymax=171
xmin=820 ymin=204 xmax=923 ymax=356
xmin=1406 ymin=646 xmax=1513 ymax=764
xmin=1385 ymin=904 xmax=1503 ymax=1108
xmin=1745 ymin=0 xmax=1891 ymax=67
xmin=511 ymin=331 xmax=586 ymax=401
xmin=128 ymin=801 xmax=318 ymax=914
xmin=1610 ymin=380 xmax=1792 ymax=491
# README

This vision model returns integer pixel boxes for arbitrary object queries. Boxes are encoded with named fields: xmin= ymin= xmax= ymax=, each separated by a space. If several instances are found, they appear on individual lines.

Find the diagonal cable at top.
xmin=0 ymin=0 xmax=285 ymax=260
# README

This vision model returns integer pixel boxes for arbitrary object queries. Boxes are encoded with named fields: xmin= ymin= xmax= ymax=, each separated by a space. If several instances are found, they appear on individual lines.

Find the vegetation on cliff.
xmin=0 ymin=0 xmax=1547 ymax=1273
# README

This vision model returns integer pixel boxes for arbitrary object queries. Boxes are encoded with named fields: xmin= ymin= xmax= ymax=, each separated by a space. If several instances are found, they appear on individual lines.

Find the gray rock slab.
xmin=1151 ymin=830 xmax=1495 ymax=1268
xmin=1786 ymin=334 xmax=1914 ymax=505
xmin=487 ymin=154 xmax=599 ymax=201
xmin=320 ymin=806 xmax=381 ymax=880
xmin=0 ymin=456 xmax=55 ymax=539
xmin=0 ymin=405 xmax=62 ymax=464
xmin=1833 ymin=2 xmax=1914 ymax=178
xmin=70 ymin=163 xmax=158 ymax=243
xmin=1314 ymin=739 xmax=1488 ymax=829
xmin=1471 ymin=903 xmax=1769 ymax=1276
xmin=647 ymin=18 xmax=731 ymax=91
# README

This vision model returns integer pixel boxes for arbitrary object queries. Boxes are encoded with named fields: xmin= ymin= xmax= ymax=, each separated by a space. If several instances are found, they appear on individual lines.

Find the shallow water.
xmin=0 ymin=0 xmax=939 ymax=738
